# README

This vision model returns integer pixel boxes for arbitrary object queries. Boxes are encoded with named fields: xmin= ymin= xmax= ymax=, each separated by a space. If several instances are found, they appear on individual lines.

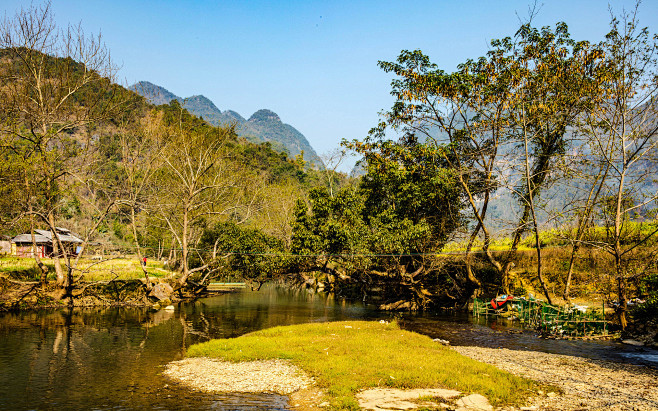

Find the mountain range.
xmin=130 ymin=81 xmax=322 ymax=167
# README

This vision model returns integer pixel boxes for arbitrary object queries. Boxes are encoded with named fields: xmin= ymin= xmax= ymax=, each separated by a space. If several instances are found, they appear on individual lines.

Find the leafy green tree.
xmin=195 ymin=221 xmax=285 ymax=289
xmin=291 ymin=138 xmax=467 ymax=308
xmin=373 ymin=22 xmax=605 ymax=300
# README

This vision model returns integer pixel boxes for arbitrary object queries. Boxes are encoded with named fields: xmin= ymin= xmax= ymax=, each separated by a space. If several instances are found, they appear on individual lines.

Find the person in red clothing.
xmin=142 ymin=257 xmax=147 ymax=267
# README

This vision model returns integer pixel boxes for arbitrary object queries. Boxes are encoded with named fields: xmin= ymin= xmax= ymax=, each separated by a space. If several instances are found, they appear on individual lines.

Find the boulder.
xmin=356 ymin=388 xmax=460 ymax=411
xmin=151 ymin=282 xmax=174 ymax=301
xmin=455 ymin=394 xmax=493 ymax=411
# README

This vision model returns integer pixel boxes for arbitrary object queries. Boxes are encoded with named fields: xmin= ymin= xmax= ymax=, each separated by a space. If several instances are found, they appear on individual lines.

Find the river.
xmin=1 ymin=285 xmax=656 ymax=410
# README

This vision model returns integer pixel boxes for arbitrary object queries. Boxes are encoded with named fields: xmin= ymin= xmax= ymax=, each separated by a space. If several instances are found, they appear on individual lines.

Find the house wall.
xmin=0 ymin=241 xmax=10 ymax=255
xmin=13 ymin=242 xmax=78 ymax=258
xmin=14 ymin=245 xmax=46 ymax=258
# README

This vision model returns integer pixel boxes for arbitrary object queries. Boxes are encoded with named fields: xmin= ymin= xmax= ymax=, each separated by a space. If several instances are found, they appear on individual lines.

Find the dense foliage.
xmin=193 ymin=221 xmax=286 ymax=288
xmin=288 ymin=138 xmax=471 ymax=308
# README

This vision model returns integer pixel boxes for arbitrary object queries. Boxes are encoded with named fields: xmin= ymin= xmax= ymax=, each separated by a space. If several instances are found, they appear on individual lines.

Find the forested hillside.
xmin=130 ymin=81 xmax=323 ymax=167
xmin=0 ymin=4 xmax=343 ymax=304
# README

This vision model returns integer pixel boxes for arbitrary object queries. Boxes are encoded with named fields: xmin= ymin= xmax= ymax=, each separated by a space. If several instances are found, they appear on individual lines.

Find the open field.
xmin=0 ymin=256 xmax=173 ymax=282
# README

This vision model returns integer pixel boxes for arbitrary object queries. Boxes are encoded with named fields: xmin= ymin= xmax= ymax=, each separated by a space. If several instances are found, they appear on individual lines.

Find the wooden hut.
xmin=12 ymin=228 xmax=83 ymax=258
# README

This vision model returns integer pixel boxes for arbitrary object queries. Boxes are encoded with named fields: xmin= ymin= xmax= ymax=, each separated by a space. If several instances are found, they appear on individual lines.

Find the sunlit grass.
xmin=443 ymin=238 xmax=534 ymax=253
xmin=187 ymin=321 xmax=540 ymax=409
xmin=0 ymin=256 xmax=172 ymax=281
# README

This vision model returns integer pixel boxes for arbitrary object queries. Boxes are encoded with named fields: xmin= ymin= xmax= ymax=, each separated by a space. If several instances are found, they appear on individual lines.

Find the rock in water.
xmin=151 ymin=282 xmax=174 ymax=301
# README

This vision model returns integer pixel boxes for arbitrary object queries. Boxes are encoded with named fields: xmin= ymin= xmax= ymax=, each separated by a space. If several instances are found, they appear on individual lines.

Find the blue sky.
xmin=3 ymin=0 xmax=657 ymax=170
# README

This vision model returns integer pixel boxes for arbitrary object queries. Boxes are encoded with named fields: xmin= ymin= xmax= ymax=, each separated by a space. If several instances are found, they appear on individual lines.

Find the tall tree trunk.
xmin=49 ymin=211 xmax=66 ymax=287
xmin=130 ymin=207 xmax=152 ymax=291
xmin=523 ymin=127 xmax=553 ymax=304
xmin=615 ymin=256 xmax=628 ymax=329
xmin=465 ymin=223 xmax=483 ymax=290
xmin=178 ymin=205 xmax=190 ymax=287
xmin=24 ymin=175 xmax=49 ymax=285
xmin=501 ymin=209 xmax=529 ymax=294
xmin=454 ymin=169 xmax=505 ymax=287
xmin=613 ymin=163 xmax=627 ymax=329
xmin=563 ymin=242 xmax=580 ymax=302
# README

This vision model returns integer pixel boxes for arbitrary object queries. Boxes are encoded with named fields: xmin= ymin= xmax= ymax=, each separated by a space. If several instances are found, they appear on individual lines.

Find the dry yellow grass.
xmin=0 ymin=256 xmax=173 ymax=282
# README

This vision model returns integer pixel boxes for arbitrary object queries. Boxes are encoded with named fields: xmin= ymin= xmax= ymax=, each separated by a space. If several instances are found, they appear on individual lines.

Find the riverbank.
xmin=0 ymin=256 xmax=208 ymax=310
xmin=454 ymin=346 xmax=658 ymax=410
xmin=166 ymin=320 xmax=658 ymax=410
xmin=179 ymin=321 xmax=541 ymax=409
xmin=164 ymin=344 xmax=658 ymax=410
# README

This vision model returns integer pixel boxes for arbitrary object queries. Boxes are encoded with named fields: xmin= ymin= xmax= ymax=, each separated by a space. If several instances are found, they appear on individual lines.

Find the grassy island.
xmin=187 ymin=321 xmax=540 ymax=409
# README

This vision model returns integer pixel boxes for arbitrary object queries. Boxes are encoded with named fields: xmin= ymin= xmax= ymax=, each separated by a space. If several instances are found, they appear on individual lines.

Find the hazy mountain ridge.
xmin=131 ymin=81 xmax=179 ymax=106
xmin=130 ymin=81 xmax=322 ymax=167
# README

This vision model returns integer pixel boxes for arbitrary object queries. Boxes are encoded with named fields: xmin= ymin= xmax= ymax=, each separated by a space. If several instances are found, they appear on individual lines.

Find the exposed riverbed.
xmin=0 ymin=285 xmax=656 ymax=410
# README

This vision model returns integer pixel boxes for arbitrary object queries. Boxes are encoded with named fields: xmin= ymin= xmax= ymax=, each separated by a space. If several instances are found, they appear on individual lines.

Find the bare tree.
xmin=320 ymin=148 xmax=347 ymax=198
xmin=115 ymin=110 xmax=168 ymax=291
xmin=0 ymin=1 xmax=127 ymax=295
xmin=582 ymin=6 xmax=658 ymax=328
xmin=154 ymin=104 xmax=244 ymax=288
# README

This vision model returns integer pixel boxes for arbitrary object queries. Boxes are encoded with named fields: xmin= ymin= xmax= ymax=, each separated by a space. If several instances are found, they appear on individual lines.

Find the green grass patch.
xmin=187 ymin=321 xmax=539 ymax=409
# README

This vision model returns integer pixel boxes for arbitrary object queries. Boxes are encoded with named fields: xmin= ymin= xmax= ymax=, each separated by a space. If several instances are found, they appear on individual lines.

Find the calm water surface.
xmin=1 ymin=285 xmax=656 ymax=410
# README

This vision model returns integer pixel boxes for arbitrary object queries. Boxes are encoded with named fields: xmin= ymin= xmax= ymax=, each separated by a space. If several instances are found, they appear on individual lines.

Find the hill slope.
xmin=130 ymin=81 xmax=322 ymax=167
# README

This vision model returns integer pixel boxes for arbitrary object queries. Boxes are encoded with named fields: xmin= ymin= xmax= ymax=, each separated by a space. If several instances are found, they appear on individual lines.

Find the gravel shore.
xmin=163 ymin=358 xmax=313 ymax=395
xmin=163 ymin=348 xmax=658 ymax=410
xmin=453 ymin=346 xmax=658 ymax=410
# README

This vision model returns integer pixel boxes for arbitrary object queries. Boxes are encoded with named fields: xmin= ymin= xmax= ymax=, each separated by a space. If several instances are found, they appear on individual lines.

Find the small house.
xmin=12 ymin=227 xmax=83 ymax=258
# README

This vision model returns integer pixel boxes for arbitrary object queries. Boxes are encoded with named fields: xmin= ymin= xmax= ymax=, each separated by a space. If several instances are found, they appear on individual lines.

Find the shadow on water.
xmin=0 ymin=284 xmax=656 ymax=410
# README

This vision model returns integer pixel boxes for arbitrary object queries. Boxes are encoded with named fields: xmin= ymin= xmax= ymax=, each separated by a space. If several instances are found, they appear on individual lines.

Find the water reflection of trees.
xmin=182 ymin=286 xmax=372 ymax=343
xmin=0 ymin=286 xmax=374 ymax=409
xmin=0 ymin=307 xmax=189 ymax=409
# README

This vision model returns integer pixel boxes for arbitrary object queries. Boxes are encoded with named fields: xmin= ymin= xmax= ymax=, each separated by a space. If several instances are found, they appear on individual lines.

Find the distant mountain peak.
xmin=132 ymin=80 xmax=155 ymax=88
xmin=249 ymin=109 xmax=281 ymax=123
xmin=129 ymin=81 xmax=178 ymax=106
xmin=184 ymin=95 xmax=221 ymax=112
xmin=223 ymin=110 xmax=246 ymax=122
xmin=130 ymin=81 xmax=322 ymax=167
